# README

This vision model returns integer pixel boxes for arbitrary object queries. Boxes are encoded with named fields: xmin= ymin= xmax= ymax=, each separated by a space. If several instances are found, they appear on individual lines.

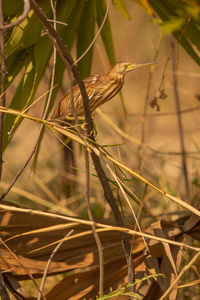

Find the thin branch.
xmin=171 ymin=37 xmax=190 ymax=201
xmin=74 ymin=0 xmax=112 ymax=65
xmin=0 ymin=0 xmax=30 ymax=30
xmin=0 ymin=0 xmax=6 ymax=180
xmin=30 ymin=0 xmax=133 ymax=285
xmin=38 ymin=229 xmax=74 ymax=300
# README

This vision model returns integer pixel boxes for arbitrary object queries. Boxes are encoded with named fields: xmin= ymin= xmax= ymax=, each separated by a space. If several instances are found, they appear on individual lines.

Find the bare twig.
xmin=171 ymin=37 xmax=190 ymax=201
xmin=0 ymin=0 xmax=30 ymax=30
xmin=38 ymin=229 xmax=74 ymax=300
xmin=0 ymin=0 xmax=6 ymax=180
xmin=30 ymin=0 xmax=133 ymax=285
xmin=74 ymin=0 xmax=112 ymax=65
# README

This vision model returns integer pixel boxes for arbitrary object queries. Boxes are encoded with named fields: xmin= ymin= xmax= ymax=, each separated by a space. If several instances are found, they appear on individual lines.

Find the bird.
xmin=50 ymin=62 xmax=157 ymax=196
xmin=51 ymin=62 xmax=157 ymax=120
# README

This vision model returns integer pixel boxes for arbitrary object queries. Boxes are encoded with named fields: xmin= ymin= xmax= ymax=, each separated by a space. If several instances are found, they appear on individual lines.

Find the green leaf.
xmin=96 ymin=0 xmax=116 ymax=66
xmin=3 ymin=49 xmax=38 ymax=148
xmin=184 ymin=19 xmax=200 ymax=51
xmin=5 ymin=10 xmax=42 ymax=59
xmin=33 ymin=0 xmax=85 ymax=167
xmin=4 ymin=0 xmax=52 ymax=59
xmin=149 ymin=0 xmax=200 ymax=65
xmin=113 ymin=0 xmax=131 ymax=20
xmin=174 ymin=32 xmax=200 ymax=65
xmin=1 ymin=50 xmax=25 ymax=91
xmin=77 ymin=0 xmax=96 ymax=78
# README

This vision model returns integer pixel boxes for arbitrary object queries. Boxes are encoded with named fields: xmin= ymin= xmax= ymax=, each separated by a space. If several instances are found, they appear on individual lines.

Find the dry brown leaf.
xmin=0 ymin=204 xmax=199 ymax=299
xmin=3 ymin=273 xmax=36 ymax=300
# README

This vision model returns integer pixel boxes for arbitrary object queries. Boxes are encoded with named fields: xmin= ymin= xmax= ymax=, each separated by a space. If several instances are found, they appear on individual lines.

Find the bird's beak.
xmin=126 ymin=61 xmax=158 ymax=71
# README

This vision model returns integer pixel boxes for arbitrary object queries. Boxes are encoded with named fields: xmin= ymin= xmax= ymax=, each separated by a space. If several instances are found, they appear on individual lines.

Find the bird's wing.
xmin=50 ymin=76 xmax=101 ymax=119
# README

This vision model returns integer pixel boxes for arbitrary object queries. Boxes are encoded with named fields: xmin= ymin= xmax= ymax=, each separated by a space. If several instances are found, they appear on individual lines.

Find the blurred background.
xmin=2 ymin=0 xmax=200 ymax=223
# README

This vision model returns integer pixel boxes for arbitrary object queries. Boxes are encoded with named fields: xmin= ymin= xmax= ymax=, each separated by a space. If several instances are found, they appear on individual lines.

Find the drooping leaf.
xmin=96 ymin=0 xmax=116 ymax=66
xmin=148 ymin=0 xmax=200 ymax=65
xmin=131 ymin=0 xmax=154 ymax=16
xmin=3 ymin=49 xmax=37 ymax=150
xmin=32 ymin=0 xmax=85 ymax=167
xmin=5 ymin=10 xmax=42 ymax=59
xmin=77 ymin=0 xmax=96 ymax=78
xmin=3 ymin=37 xmax=53 ymax=150
xmin=113 ymin=0 xmax=131 ymax=20
xmin=3 ymin=50 xmax=26 ymax=89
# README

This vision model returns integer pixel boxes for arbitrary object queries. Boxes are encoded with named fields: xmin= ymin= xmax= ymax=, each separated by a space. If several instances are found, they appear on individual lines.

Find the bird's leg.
xmin=92 ymin=122 xmax=97 ymax=138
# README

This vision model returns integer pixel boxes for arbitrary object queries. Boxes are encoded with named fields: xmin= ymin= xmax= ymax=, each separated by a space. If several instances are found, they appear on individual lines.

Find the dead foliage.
xmin=0 ymin=204 xmax=199 ymax=299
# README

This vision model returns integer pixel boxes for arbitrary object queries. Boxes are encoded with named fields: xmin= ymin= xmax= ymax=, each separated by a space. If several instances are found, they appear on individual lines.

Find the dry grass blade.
xmin=0 ymin=204 xmax=199 ymax=254
xmin=0 ymin=106 xmax=199 ymax=218
xmin=0 ymin=181 xmax=75 ymax=216
xmin=178 ymin=279 xmax=200 ymax=289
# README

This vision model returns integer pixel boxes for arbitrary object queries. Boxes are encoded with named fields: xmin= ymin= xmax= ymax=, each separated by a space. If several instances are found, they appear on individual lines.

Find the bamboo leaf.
xmin=131 ymin=0 xmax=154 ymax=16
xmin=113 ymin=0 xmax=131 ymax=20
xmin=96 ymin=0 xmax=116 ymax=66
xmin=5 ymin=10 xmax=42 ymax=59
xmin=33 ymin=1 xmax=85 ymax=168
xmin=76 ymin=0 xmax=96 ymax=78
xmin=149 ymin=0 xmax=200 ymax=65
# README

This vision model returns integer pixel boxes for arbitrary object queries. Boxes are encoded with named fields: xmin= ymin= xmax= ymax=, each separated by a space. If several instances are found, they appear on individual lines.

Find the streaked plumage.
xmin=51 ymin=62 xmax=156 ymax=120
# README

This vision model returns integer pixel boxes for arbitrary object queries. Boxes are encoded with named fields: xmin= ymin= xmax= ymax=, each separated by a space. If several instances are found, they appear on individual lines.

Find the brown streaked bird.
xmin=51 ymin=62 xmax=157 ymax=120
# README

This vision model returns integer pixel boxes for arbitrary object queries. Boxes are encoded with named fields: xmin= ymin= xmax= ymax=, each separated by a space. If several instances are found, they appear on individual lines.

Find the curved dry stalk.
xmin=37 ymin=229 xmax=74 ymax=300
xmin=74 ymin=0 xmax=112 ymax=65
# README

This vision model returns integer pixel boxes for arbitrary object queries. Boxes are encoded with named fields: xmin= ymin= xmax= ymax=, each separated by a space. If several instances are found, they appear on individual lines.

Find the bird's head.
xmin=109 ymin=61 xmax=158 ymax=77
